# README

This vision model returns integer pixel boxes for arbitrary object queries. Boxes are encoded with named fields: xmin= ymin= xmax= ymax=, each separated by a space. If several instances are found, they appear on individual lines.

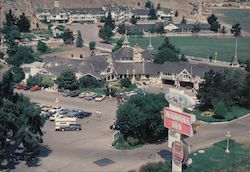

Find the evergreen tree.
xmin=76 ymin=30 xmax=83 ymax=48
xmin=175 ymin=10 xmax=179 ymax=17
xmin=104 ymin=12 xmax=115 ymax=30
xmin=3 ymin=9 xmax=17 ymax=27
xmin=37 ymin=40 xmax=48 ymax=52
xmin=181 ymin=16 xmax=187 ymax=24
xmin=62 ymin=29 xmax=74 ymax=44
xmin=148 ymin=7 xmax=158 ymax=20
xmin=17 ymin=13 xmax=30 ymax=32
xmin=145 ymin=0 xmax=152 ymax=9
xmin=130 ymin=15 xmax=138 ymax=25
xmin=157 ymin=3 xmax=161 ymax=10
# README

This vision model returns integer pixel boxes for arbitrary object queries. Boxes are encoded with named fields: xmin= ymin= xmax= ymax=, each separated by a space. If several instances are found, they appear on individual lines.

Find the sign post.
xmin=164 ymin=88 xmax=196 ymax=172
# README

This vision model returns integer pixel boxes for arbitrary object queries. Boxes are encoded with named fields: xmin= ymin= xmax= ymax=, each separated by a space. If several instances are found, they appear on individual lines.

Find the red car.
xmin=16 ymin=84 xmax=26 ymax=89
xmin=31 ymin=86 xmax=42 ymax=91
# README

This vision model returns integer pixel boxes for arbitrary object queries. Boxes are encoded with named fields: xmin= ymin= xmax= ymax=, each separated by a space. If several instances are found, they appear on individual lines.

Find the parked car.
xmin=40 ymin=111 xmax=53 ymax=119
xmin=55 ymin=124 xmax=82 ymax=131
xmin=69 ymin=90 xmax=80 ymax=97
xmin=95 ymin=94 xmax=106 ymax=102
xmin=78 ymin=92 xmax=85 ymax=98
xmin=62 ymin=90 xmax=71 ymax=97
xmin=16 ymin=84 xmax=26 ymax=89
xmin=24 ymin=85 xmax=31 ymax=90
xmin=31 ymin=86 xmax=42 ymax=91
xmin=75 ymin=111 xmax=92 ymax=119
xmin=59 ymin=108 xmax=71 ymax=115
xmin=49 ymin=113 xmax=64 ymax=121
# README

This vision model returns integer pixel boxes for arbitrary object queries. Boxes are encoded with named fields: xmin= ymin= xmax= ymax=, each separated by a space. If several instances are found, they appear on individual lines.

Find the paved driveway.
xmin=13 ymin=90 xmax=250 ymax=172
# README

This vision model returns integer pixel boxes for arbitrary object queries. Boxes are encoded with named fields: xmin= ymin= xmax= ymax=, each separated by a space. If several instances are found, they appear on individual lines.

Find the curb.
xmin=199 ymin=113 xmax=250 ymax=125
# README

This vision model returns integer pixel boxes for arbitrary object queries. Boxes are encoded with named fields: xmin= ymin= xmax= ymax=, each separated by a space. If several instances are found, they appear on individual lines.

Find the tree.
xmin=207 ymin=14 xmax=217 ymax=25
xmin=56 ymin=70 xmax=78 ymax=90
xmin=9 ymin=66 xmax=25 ymax=83
xmin=175 ymin=10 xmax=179 ymax=17
xmin=117 ymin=24 xmax=126 ymax=34
xmin=89 ymin=41 xmax=96 ymax=50
xmin=148 ymin=7 xmax=158 ymax=20
xmin=99 ymin=25 xmax=114 ymax=42
xmin=154 ymin=48 xmax=179 ymax=64
xmin=2 ymin=10 xmax=17 ymax=29
xmin=213 ymin=101 xmax=228 ymax=117
xmin=17 ymin=13 xmax=30 ymax=32
xmin=231 ymin=23 xmax=241 ymax=65
xmin=0 ymin=51 xmax=4 ymax=59
xmin=120 ymin=78 xmax=132 ymax=88
xmin=221 ymin=26 xmax=226 ymax=34
xmin=27 ymin=75 xmax=42 ymax=87
xmin=180 ymin=54 xmax=187 ymax=61
xmin=112 ymin=37 xmax=124 ymax=52
xmin=154 ymin=37 xmax=180 ymax=64
xmin=210 ymin=21 xmax=220 ymax=32
xmin=197 ymin=69 xmax=247 ymax=110
xmin=37 ymin=40 xmax=48 ymax=52
xmin=157 ymin=3 xmax=161 ymax=10
xmin=207 ymin=14 xmax=220 ymax=32
xmin=0 ymin=70 xmax=44 ymax=166
xmin=181 ymin=16 xmax=187 ymax=24
xmin=104 ymin=12 xmax=115 ymax=30
xmin=7 ymin=46 xmax=35 ymax=66
xmin=130 ymin=15 xmax=138 ymax=25
xmin=62 ymin=29 xmax=74 ymax=44
xmin=76 ymin=30 xmax=83 ymax=48
xmin=79 ymin=75 xmax=105 ymax=88
xmin=116 ymin=93 xmax=168 ymax=142
xmin=157 ymin=24 xmax=165 ymax=34
xmin=41 ymin=75 xmax=54 ymax=88
xmin=138 ymin=162 xmax=170 ymax=172
xmin=145 ymin=0 xmax=152 ymax=9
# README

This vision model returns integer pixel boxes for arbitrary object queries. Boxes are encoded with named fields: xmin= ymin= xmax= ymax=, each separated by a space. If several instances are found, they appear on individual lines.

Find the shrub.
xmin=213 ymin=101 xmax=228 ymax=117
xmin=89 ymin=41 xmax=96 ymax=50
xmin=127 ymin=136 xmax=140 ymax=146
xmin=120 ymin=78 xmax=132 ymax=88
xmin=37 ymin=40 xmax=48 ymax=53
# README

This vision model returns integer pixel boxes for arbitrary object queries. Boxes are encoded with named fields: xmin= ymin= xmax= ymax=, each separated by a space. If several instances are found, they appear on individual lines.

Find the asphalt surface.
xmin=12 ymin=89 xmax=250 ymax=172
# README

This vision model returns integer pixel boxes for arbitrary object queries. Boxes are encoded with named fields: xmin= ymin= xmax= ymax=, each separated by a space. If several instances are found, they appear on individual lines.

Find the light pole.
xmin=225 ymin=131 xmax=231 ymax=153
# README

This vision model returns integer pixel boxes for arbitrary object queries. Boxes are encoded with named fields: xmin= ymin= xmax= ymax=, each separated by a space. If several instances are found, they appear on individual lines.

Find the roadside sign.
xmin=164 ymin=108 xmax=194 ymax=137
xmin=172 ymin=141 xmax=184 ymax=165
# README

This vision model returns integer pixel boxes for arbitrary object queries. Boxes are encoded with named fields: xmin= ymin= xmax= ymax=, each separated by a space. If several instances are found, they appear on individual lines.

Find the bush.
xmin=37 ymin=40 xmax=48 ymax=53
xmin=120 ymin=78 xmax=132 ymax=88
xmin=213 ymin=101 xmax=228 ymax=117
xmin=127 ymin=136 xmax=140 ymax=146
xmin=89 ymin=41 xmax=96 ymax=50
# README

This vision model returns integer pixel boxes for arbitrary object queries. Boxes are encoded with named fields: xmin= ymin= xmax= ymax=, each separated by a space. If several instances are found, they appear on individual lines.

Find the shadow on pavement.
xmin=25 ymin=145 xmax=52 ymax=167
xmin=157 ymin=149 xmax=172 ymax=161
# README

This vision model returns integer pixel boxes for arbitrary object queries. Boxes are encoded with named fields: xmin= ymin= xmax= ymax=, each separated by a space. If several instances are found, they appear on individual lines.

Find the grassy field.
xmin=193 ymin=106 xmax=250 ymax=122
xmin=216 ymin=9 xmax=250 ymax=33
xmin=128 ymin=36 xmax=250 ymax=62
xmin=186 ymin=140 xmax=250 ymax=172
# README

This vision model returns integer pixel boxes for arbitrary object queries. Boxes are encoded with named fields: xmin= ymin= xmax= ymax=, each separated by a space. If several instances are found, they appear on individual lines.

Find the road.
xmin=13 ymin=90 xmax=250 ymax=172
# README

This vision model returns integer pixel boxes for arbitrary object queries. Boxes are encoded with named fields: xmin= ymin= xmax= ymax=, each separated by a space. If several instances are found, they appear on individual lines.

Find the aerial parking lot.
xmin=14 ymin=90 xmax=167 ymax=172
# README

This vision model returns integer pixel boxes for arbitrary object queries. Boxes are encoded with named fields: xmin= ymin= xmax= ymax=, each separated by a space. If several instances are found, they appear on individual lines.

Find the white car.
xmin=95 ymin=95 xmax=106 ymax=102
xmin=49 ymin=114 xmax=64 ymax=121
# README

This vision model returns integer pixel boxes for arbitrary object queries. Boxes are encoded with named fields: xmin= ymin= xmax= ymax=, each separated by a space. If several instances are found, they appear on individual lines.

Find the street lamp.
xmin=225 ymin=131 xmax=231 ymax=153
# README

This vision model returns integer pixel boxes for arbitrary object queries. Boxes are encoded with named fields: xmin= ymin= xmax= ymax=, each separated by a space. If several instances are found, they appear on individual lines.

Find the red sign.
xmin=172 ymin=142 xmax=184 ymax=165
xmin=164 ymin=108 xmax=192 ymax=136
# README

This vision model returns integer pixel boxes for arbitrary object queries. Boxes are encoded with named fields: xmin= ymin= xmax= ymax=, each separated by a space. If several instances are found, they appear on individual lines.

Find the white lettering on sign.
xmin=172 ymin=121 xmax=182 ymax=131
xmin=165 ymin=110 xmax=190 ymax=125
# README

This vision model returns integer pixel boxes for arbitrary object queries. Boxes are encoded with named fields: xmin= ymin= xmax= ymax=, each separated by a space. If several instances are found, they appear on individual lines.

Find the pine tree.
xmin=76 ymin=30 xmax=83 ymax=48
xmin=17 ymin=13 xmax=30 ymax=32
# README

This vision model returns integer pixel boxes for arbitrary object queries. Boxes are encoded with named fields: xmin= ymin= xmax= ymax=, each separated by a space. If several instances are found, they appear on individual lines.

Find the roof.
xmin=114 ymin=62 xmax=144 ymax=74
xmin=64 ymin=8 xmax=105 ymax=15
xmin=21 ymin=61 xmax=45 ymax=68
xmin=132 ymin=9 xmax=149 ymax=16
xmin=113 ymin=61 xmax=246 ymax=77
xmin=175 ymin=23 xmax=194 ymax=29
xmin=142 ymin=49 xmax=156 ymax=61
xmin=112 ymin=47 xmax=133 ymax=61
xmin=127 ymin=23 xmax=156 ymax=31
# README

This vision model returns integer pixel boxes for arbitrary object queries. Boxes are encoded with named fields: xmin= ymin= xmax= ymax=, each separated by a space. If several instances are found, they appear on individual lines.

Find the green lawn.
xmin=186 ymin=140 xmax=250 ymax=172
xmin=79 ymin=87 xmax=106 ymax=94
xmin=194 ymin=106 xmax=250 ymax=122
xmin=128 ymin=36 xmax=250 ymax=62
xmin=216 ymin=9 xmax=250 ymax=33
